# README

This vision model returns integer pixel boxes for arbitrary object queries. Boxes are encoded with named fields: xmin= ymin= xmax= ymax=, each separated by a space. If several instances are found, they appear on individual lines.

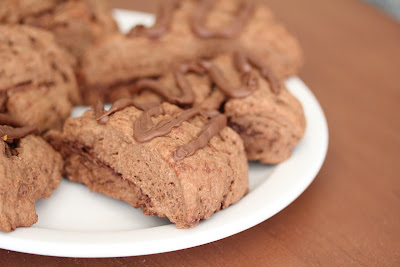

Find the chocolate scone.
xmin=220 ymin=55 xmax=306 ymax=164
xmin=0 ymin=0 xmax=118 ymax=62
xmin=47 ymin=101 xmax=248 ymax=228
xmin=0 ymin=115 xmax=63 ymax=232
xmin=0 ymin=25 xmax=80 ymax=131
xmin=100 ymin=51 xmax=305 ymax=164
xmin=80 ymin=0 xmax=302 ymax=104
xmin=85 ymin=60 xmax=225 ymax=110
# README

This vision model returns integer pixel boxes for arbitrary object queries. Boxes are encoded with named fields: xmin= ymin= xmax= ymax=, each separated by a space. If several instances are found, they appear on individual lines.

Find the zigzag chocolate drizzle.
xmin=127 ymin=0 xmax=179 ymax=39
xmin=191 ymin=0 xmax=254 ymax=39
xmin=95 ymin=100 xmax=226 ymax=161
xmin=198 ymin=51 xmax=281 ymax=96
xmin=133 ymin=106 xmax=227 ymax=161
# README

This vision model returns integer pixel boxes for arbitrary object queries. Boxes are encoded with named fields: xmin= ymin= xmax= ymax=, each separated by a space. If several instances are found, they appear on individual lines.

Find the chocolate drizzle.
xmin=127 ymin=0 xmax=179 ymax=39
xmin=199 ymin=58 xmax=258 ymax=98
xmin=0 ymin=114 xmax=37 ymax=143
xmin=133 ymin=71 xmax=194 ymax=106
xmin=133 ymin=106 xmax=227 ymax=161
xmin=174 ymin=113 xmax=226 ymax=161
xmin=245 ymin=53 xmax=282 ymax=94
xmin=197 ymin=51 xmax=281 ymax=96
xmin=95 ymin=98 xmax=152 ymax=125
xmin=134 ymin=107 xmax=200 ymax=143
xmin=0 ymin=114 xmax=22 ymax=128
xmin=94 ymin=100 xmax=226 ymax=161
xmin=191 ymin=0 xmax=254 ymax=39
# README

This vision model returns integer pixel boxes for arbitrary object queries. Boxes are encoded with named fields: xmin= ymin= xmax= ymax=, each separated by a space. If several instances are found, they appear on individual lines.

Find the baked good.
xmin=46 ymin=100 xmax=248 ymax=228
xmin=186 ymin=52 xmax=305 ymax=164
xmin=80 ymin=0 xmax=302 ymax=104
xmin=0 ymin=114 xmax=63 ymax=232
xmin=93 ymin=51 xmax=306 ymax=164
xmin=0 ymin=0 xmax=118 ymax=62
xmin=220 ymin=55 xmax=306 ymax=164
xmin=84 ymin=60 xmax=225 ymax=110
xmin=0 ymin=25 xmax=80 ymax=131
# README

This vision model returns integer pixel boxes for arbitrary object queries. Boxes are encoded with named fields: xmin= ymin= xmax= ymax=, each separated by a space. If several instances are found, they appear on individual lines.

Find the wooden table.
xmin=1 ymin=0 xmax=399 ymax=265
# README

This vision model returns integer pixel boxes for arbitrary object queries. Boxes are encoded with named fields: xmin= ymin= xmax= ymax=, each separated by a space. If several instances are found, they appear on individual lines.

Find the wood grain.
xmin=1 ymin=0 xmax=399 ymax=265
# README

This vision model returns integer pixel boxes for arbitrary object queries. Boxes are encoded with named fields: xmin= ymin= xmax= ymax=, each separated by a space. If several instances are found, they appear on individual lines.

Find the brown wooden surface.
xmin=1 ymin=0 xmax=400 ymax=265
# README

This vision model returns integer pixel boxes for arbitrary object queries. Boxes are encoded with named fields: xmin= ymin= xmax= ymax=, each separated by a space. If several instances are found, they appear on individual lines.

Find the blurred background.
xmin=365 ymin=0 xmax=400 ymax=20
xmin=110 ymin=0 xmax=400 ymax=21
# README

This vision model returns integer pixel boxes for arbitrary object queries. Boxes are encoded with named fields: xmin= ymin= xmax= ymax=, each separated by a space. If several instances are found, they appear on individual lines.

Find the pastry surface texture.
xmin=0 ymin=25 xmax=80 ymax=131
xmin=80 ymin=0 xmax=302 ymax=104
xmin=0 ymin=126 xmax=63 ymax=232
xmin=47 ymin=102 xmax=249 ymax=228
xmin=0 ymin=0 xmax=118 ymax=61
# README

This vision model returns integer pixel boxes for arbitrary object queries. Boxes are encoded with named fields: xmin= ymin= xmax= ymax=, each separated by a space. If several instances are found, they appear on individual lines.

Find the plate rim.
xmin=0 ymin=10 xmax=329 ymax=258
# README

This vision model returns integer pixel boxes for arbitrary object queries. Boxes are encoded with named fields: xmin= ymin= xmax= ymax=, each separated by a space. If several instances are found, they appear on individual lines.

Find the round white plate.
xmin=0 ymin=10 xmax=328 ymax=258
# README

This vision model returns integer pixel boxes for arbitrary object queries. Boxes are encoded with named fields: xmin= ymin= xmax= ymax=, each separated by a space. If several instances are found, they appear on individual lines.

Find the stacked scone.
xmin=0 ymin=0 xmax=306 ymax=231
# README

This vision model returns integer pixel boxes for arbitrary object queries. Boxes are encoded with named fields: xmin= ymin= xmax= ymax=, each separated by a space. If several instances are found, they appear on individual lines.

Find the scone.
xmin=47 ymin=100 xmax=249 ymax=228
xmin=98 ymin=51 xmax=305 ymax=164
xmin=80 ymin=0 xmax=302 ymax=104
xmin=0 ymin=114 xmax=63 ymax=232
xmin=85 ymin=60 xmax=225 ymax=110
xmin=0 ymin=25 xmax=80 ymax=131
xmin=0 ymin=0 xmax=118 ymax=62
xmin=187 ymin=52 xmax=306 ymax=164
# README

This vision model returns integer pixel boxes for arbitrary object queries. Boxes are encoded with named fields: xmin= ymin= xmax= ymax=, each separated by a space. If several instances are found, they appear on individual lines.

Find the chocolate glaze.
xmin=191 ymin=0 xmax=254 ymax=39
xmin=0 ymin=125 xmax=37 ymax=143
xmin=127 ymin=0 xmax=179 ymax=39
xmin=174 ymin=113 xmax=227 ymax=161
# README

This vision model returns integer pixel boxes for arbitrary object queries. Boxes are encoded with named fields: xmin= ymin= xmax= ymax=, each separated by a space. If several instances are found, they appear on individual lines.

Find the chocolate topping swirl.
xmin=127 ymin=0 xmax=179 ymax=39
xmin=0 ymin=114 xmax=37 ymax=143
xmin=191 ymin=0 xmax=254 ymax=39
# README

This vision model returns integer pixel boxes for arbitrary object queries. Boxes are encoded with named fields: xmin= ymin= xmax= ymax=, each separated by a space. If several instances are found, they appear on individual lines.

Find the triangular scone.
xmin=47 ymin=103 xmax=248 ymax=228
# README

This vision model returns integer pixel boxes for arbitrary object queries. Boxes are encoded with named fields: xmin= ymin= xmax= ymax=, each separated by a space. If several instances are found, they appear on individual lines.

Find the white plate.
xmin=0 ymin=10 xmax=328 ymax=258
